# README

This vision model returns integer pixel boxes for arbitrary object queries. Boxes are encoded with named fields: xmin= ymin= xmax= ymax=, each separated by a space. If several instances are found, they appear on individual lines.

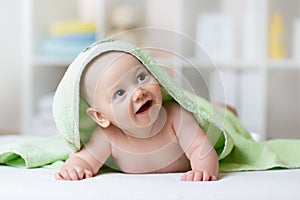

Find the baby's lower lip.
xmin=136 ymin=100 xmax=152 ymax=115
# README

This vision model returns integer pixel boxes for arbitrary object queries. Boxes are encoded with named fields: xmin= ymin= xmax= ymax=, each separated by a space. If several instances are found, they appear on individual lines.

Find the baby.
xmin=55 ymin=51 xmax=220 ymax=181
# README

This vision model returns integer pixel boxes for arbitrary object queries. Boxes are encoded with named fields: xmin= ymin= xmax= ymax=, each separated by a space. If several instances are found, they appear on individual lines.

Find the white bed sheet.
xmin=1 ymin=135 xmax=300 ymax=200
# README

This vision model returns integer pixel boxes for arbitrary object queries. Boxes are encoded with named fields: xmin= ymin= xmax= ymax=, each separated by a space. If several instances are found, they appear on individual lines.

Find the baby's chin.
xmin=136 ymin=103 xmax=165 ymax=127
xmin=149 ymin=103 xmax=161 ymax=119
xmin=149 ymin=104 xmax=167 ymax=129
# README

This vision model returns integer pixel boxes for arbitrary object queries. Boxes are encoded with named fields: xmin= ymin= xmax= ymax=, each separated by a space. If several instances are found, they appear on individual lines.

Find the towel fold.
xmin=0 ymin=135 xmax=72 ymax=168
xmin=1 ymin=39 xmax=300 ymax=172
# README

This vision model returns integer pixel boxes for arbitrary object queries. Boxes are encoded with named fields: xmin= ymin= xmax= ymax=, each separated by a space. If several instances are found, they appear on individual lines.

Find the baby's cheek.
xmin=111 ymin=102 xmax=132 ymax=124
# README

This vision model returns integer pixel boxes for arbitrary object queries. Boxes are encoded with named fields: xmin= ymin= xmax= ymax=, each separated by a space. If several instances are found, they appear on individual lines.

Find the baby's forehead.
xmin=89 ymin=51 xmax=142 ymax=73
xmin=84 ymin=52 xmax=126 ymax=80
xmin=92 ymin=51 xmax=145 ymax=75
xmin=90 ymin=51 xmax=127 ymax=70
xmin=83 ymin=51 xmax=145 ymax=87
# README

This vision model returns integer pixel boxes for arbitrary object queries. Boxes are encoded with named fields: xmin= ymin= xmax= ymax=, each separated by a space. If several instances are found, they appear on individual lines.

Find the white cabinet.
xmin=21 ymin=0 xmax=300 ymax=139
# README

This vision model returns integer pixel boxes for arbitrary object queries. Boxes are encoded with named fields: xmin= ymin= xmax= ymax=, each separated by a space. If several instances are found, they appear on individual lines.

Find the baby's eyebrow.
xmin=105 ymin=83 xmax=119 ymax=102
xmin=107 ymin=83 xmax=119 ymax=94
xmin=135 ymin=65 xmax=147 ymax=73
xmin=107 ymin=66 xmax=143 ymax=93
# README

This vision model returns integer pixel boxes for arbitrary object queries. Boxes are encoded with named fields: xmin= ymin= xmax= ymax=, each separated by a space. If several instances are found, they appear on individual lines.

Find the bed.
xmin=1 ymin=135 xmax=300 ymax=200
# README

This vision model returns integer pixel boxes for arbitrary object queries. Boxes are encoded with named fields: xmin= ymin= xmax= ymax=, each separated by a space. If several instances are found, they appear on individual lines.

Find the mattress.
xmin=1 ymin=135 xmax=300 ymax=200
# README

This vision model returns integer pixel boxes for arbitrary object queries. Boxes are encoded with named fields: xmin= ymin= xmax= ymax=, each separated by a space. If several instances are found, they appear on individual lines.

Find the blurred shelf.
xmin=198 ymin=60 xmax=260 ymax=70
xmin=33 ymin=56 xmax=73 ymax=67
xmin=267 ymin=59 xmax=300 ymax=69
xmin=154 ymin=56 xmax=261 ymax=70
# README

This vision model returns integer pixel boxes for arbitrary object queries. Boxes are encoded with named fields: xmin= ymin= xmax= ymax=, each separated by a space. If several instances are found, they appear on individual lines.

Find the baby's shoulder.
xmin=163 ymin=102 xmax=187 ymax=121
xmin=163 ymin=102 xmax=193 ymax=124
xmin=163 ymin=102 xmax=190 ymax=113
xmin=163 ymin=102 xmax=181 ymax=113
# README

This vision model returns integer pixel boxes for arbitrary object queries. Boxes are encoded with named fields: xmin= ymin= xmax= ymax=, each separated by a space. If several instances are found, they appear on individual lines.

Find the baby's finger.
xmin=193 ymin=171 xmax=203 ymax=181
xmin=180 ymin=171 xmax=191 ymax=181
xmin=75 ymin=168 xmax=84 ymax=180
xmin=211 ymin=175 xmax=218 ymax=181
xmin=202 ymin=171 xmax=211 ymax=181
xmin=180 ymin=173 xmax=187 ymax=181
xmin=185 ymin=171 xmax=194 ymax=181
xmin=67 ymin=168 xmax=79 ymax=180
xmin=54 ymin=172 xmax=63 ymax=180
xmin=60 ymin=169 xmax=72 ymax=180
xmin=84 ymin=169 xmax=93 ymax=178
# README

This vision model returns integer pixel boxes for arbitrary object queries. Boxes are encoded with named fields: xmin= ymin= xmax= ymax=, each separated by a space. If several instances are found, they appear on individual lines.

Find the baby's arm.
xmin=171 ymin=104 xmax=219 ymax=181
xmin=55 ymin=127 xmax=111 ymax=180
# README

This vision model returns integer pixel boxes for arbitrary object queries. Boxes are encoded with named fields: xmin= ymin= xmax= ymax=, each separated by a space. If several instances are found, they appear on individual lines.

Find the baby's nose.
xmin=132 ymin=88 xmax=146 ymax=102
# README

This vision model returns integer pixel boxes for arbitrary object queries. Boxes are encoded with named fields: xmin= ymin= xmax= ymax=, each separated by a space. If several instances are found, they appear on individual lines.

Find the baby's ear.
xmin=86 ymin=108 xmax=111 ymax=128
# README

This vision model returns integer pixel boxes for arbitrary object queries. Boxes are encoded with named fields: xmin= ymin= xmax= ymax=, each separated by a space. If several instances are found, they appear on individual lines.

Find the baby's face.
xmin=91 ymin=52 xmax=163 ymax=131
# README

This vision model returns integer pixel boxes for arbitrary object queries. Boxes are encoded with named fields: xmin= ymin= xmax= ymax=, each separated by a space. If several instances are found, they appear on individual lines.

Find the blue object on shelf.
xmin=40 ymin=33 xmax=97 ymax=59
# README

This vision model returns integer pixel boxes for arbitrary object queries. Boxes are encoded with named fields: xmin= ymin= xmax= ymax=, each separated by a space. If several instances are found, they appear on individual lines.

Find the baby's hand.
xmin=55 ymin=166 xmax=93 ymax=181
xmin=180 ymin=170 xmax=217 ymax=181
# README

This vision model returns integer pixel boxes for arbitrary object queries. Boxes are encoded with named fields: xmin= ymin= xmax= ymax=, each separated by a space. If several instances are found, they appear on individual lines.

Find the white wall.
xmin=0 ymin=0 xmax=21 ymax=134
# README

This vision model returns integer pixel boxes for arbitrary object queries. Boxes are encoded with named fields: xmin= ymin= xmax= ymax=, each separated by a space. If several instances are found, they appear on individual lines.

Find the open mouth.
xmin=136 ymin=100 xmax=152 ymax=114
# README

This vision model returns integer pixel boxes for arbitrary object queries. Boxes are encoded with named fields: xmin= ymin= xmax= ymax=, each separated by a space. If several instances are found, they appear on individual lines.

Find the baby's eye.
xmin=137 ymin=72 xmax=146 ymax=83
xmin=114 ymin=89 xmax=125 ymax=99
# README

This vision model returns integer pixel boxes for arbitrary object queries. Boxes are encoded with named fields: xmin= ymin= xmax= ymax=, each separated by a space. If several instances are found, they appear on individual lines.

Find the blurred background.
xmin=0 ymin=0 xmax=300 ymax=140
